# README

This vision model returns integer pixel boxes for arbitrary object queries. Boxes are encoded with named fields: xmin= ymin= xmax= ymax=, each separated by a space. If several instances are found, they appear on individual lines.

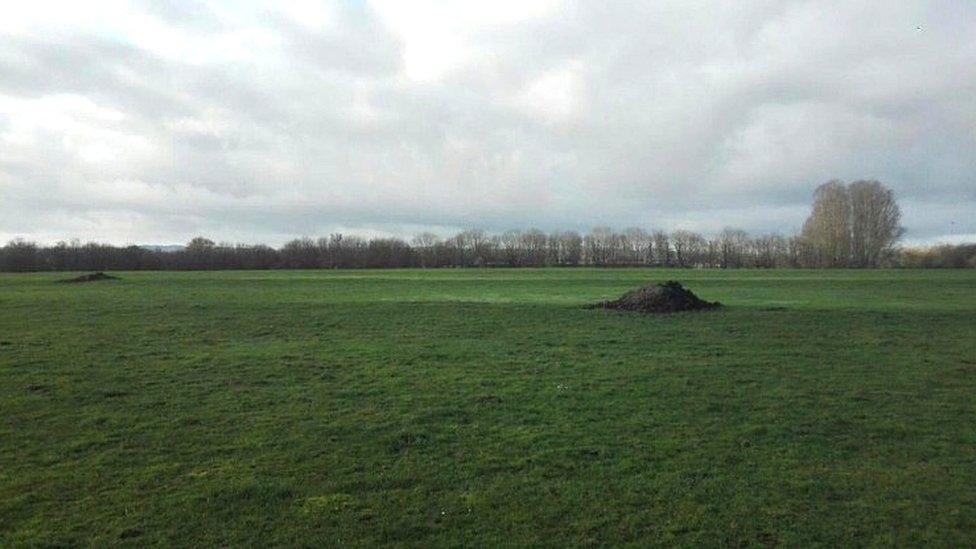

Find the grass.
xmin=1 ymin=268 xmax=975 ymax=546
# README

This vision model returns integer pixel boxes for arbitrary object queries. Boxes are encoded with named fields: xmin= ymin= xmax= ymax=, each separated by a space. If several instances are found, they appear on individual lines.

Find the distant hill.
xmin=139 ymin=245 xmax=185 ymax=253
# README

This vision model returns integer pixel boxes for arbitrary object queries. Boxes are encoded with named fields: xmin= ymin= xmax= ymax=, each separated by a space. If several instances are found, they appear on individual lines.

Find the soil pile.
xmin=592 ymin=281 xmax=720 ymax=314
xmin=59 ymin=272 xmax=120 ymax=283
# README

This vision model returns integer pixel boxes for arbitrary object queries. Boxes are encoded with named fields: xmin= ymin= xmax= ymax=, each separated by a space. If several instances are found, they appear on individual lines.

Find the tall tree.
xmin=281 ymin=237 xmax=319 ymax=269
xmin=651 ymin=230 xmax=672 ymax=267
xmin=554 ymin=231 xmax=582 ymax=266
xmin=801 ymin=181 xmax=851 ymax=267
xmin=671 ymin=230 xmax=703 ymax=268
xmin=623 ymin=227 xmax=651 ymax=265
xmin=802 ymin=180 xmax=903 ymax=267
xmin=185 ymin=237 xmax=217 ymax=270
xmin=718 ymin=228 xmax=750 ymax=268
xmin=500 ymin=230 xmax=522 ymax=267
xmin=585 ymin=227 xmax=615 ymax=266
xmin=520 ymin=229 xmax=548 ymax=266
xmin=0 ymin=239 xmax=40 ymax=272
xmin=411 ymin=232 xmax=440 ymax=268
xmin=848 ymin=180 xmax=904 ymax=267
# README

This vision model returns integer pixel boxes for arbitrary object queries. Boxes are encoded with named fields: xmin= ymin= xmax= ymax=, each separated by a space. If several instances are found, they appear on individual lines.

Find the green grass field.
xmin=2 ymin=269 xmax=975 ymax=546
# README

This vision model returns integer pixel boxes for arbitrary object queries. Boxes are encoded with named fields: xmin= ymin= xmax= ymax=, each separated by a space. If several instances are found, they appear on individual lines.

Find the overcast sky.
xmin=1 ymin=1 xmax=974 ymax=246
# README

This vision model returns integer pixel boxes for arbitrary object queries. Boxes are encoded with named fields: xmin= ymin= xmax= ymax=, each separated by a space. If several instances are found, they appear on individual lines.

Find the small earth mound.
xmin=591 ymin=281 xmax=720 ymax=314
xmin=59 ymin=272 xmax=120 ymax=284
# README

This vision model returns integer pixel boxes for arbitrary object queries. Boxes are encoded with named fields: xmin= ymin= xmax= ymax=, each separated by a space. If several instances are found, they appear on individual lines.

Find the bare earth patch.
xmin=58 ymin=272 xmax=120 ymax=283
xmin=591 ymin=281 xmax=720 ymax=313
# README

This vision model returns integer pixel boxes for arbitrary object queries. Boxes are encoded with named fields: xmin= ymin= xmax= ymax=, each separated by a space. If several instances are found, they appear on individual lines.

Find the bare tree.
xmin=367 ymin=238 xmax=412 ymax=268
xmin=546 ymin=231 xmax=562 ymax=265
xmin=802 ymin=179 xmax=903 ymax=267
xmin=281 ymin=237 xmax=319 ymax=269
xmin=689 ymin=232 xmax=708 ymax=267
xmin=500 ymin=229 xmax=522 ymax=267
xmin=671 ymin=230 xmax=703 ymax=268
xmin=719 ymin=228 xmax=750 ymax=268
xmin=520 ymin=229 xmax=548 ymax=266
xmin=802 ymin=181 xmax=851 ymax=267
xmin=471 ymin=230 xmax=496 ymax=266
xmin=848 ymin=180 xmax=904 ymax=267
xmin=339 ymin=236 xmax=367 ymax=268
xmin=326 ymin=233 xmax=344 ymax=268
xmin=0 ymin=239 xmax=40 ymax=272
xmin=786 ymin=235 xmax=803 ymax=267
xmin=185 ymin=237 xmax=217 ymax=270
xmin=554 ymin=231 xmax=582 ymax=266
xmin=651 ymin=230 xmax=671 ymax=267
xmin=454 ymin=229 xmax=492 ymax=267
xmin=585 ymin=227 xmax=615 ymax=266
xmin=411 ymin=232 xmax=440 ymax=268
xmin=623 ymin=227 xmax=651 ymax=265
xmin=752 ymin=233 xmax=787 ymax=268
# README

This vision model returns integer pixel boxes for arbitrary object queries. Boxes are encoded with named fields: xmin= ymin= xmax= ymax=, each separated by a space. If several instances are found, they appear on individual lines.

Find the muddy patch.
xmin=26 ymin=383 xmax=50 ymax=395
xmin=59 ymin=272 xmax=120 ymax=284
xmin=591 ymin=281 xmax=720 ymax=314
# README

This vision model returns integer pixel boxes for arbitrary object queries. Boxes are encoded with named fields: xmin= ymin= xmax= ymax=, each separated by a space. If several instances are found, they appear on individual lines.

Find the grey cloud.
xmin=1 ymin=0 xmax=974 ymax=245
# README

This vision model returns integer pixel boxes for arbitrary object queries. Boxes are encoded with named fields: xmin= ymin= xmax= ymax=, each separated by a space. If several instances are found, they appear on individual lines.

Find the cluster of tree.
xmin=2 ymin=231 xmax=964 ymax=272
xmin=0 ymin=229 xmax=798 ymax=271
xmin=800 ymin=180 xmax=904 ymax=267
xmin=899 ymin=243 xmax=976 ymax=269
xmin=1 ymin=180 xmax=967 ymax=271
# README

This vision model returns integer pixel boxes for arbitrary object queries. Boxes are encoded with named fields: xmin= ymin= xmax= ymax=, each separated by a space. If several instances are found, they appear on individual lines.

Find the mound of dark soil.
xmin=592 ymin=281 xmax=720 ymax=314
xmin=59 ymin=272 xmax=120 ymax=284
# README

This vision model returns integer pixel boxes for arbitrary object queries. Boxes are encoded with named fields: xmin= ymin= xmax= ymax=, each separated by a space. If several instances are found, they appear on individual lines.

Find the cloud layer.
xmin=1 ymin=0 xmax=974 ymax=245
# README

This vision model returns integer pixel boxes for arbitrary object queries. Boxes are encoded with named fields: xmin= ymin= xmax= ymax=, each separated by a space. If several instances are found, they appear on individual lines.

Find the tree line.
xmin=2 ymin=180 xmax=972 ymax=271
xmin=3 ymin=230 xmax=971 ymax=272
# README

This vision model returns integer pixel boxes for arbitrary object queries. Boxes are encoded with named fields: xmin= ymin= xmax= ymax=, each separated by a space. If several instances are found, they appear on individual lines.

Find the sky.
xmin=1 ymin=0 xmax=974 ymax=246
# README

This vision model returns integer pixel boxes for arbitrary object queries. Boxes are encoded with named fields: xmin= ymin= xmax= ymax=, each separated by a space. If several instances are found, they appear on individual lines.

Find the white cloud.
xmin=516 ymin=62 xmax=584 ymax=124
xmin=369 ymin=0 xmax=562 ymax=81
xmin=0 ymin=93 xmax=153 ymax=168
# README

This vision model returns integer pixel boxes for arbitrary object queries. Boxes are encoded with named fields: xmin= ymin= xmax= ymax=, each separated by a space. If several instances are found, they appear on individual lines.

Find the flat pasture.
xmin=1 ymin=269 xmax=974 ymax=545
